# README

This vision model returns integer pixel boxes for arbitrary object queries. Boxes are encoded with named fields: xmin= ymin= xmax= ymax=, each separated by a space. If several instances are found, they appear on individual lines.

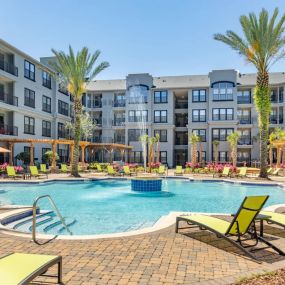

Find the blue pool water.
xmin=0 ymin=179 xmax=285 ymax=235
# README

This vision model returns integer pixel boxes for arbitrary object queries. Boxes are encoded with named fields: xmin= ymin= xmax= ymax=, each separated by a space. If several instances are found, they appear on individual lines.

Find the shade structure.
xmin=0 ymin=147 xmax=10 ymax=153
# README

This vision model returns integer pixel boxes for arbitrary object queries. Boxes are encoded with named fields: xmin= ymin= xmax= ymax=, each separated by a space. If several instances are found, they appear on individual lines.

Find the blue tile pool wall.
xmin=131 ymin=179 xmax=162 ymax=192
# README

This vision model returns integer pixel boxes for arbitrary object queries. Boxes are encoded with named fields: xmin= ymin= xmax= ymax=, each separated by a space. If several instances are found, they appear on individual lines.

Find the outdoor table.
xmin=254 ymin=214 xmax=271 ymax=237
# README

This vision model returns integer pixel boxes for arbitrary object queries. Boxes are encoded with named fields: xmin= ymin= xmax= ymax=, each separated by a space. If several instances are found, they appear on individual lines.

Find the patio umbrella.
xmin=0 ymin=147 xmax=10 ymax=153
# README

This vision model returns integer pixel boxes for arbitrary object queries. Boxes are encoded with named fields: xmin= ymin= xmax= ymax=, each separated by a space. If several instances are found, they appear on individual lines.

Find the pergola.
xmin=0 ymin=138 xmax=132 ymax=171
xmin=271 ymin=139 xmax=285 ymax=167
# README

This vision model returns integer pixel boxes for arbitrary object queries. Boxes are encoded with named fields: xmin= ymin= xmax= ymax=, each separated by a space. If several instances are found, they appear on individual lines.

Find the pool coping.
xmin=0 ymin=177 xmax=285 ymax=240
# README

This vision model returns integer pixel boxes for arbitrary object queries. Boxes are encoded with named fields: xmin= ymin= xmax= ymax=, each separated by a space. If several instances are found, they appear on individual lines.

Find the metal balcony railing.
xmin=237 ymin=97 xmax=251 ymax=104
xmin=175 ymin=102 xmax=188 ymax=109
xmin=238 ymin=137 xmax=252 ymax=145
xmin=113 ymin=100 xmax=126 ymax=107
xmin=0 ymin=124 xmax=18 ymax=136
xmin=112 ymin=120 xmax=125 ymax=126
xmin=175 ymin=121 xmax=188 ymax=127
xmin=0 ymin=91 xmax=18 ymax=106
xmin=0 ymin=59 xmax=18 ymax=76
xmin=175 ymin=139 xmax=188 ymax=145
xmin=238 ymin=116 xmax=251 ymax=124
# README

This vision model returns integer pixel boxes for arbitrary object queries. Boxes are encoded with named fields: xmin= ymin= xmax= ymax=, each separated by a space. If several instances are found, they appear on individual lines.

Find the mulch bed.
xmin=235 ymin=269 xmax=285 ymax=284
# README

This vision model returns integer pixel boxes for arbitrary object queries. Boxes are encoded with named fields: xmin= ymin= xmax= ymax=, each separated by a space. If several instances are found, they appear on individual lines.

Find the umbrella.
xmin=0 ymin=147 xmax=10 ymax=153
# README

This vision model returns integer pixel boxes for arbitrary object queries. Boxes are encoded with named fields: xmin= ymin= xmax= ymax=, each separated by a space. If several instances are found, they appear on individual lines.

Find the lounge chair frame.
xmin=0 ymin=253 xmax=62 ymax=284
xmin=176 ymin=196 xmax=285 ymax=261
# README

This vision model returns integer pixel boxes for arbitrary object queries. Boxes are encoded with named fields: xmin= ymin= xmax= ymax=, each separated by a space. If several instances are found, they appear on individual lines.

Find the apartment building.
xmin=1 ymin=39 xmax=285 ymax=167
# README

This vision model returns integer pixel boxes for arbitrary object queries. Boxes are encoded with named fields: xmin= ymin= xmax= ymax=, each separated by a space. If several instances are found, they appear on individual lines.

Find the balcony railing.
xmin=238 ymin=116 xmax=251 ymax=124
xmin=0 ymin=124 xmax=18 ymax=136
xmin=87 ymin=101 xmax=102 ymax=108
xmin=175 ymin=101 xmax=188 ymax=109
xmin=175 ymin=139 xmax=188 ymax=145
xmin=114 ymin=137 xmax=125 ymax=144
xmin=270 ymin=116 xmax=284 ymax=124
xmin=113 ymin=100 xmax=126 ymax=107
xmin=113 ymin=119 xmax=125 ymax=126
xmin=0 ymin=59 xmax=18 ymax=76
xmin=238 ymin=137 xmax=252 ymax=145
xmin=0 ymin=91 xmax=18 ymax=106
xmin=93 ymin=118 xmax=102 ymax=125
xmin=237 ymin=97 xmax=251 ymax=104
xmin=175 ymin=121 xmax=188 ymax=127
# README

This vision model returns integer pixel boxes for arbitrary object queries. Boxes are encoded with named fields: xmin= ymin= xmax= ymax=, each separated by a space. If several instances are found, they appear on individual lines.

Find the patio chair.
xmin=123 ymin=165 xmax=136 ymax=176
xmin=6 ymin=166 xmax=22 ymax=179
xmin=40 ymin=164 xmax=50 ymax=174
xmin=157 ymin=165 xmax=166 ymax=176
xmin=0 ymin=253 xmax=62 ymax=285
xmin=272 ymin=168 xmax=281 ymax=176
xmin=29 ymin=166 xmax=47 ymax=179
xmin=236 ymin=167 xmax=247 ymax=178
xmin=213 ymin=166 xmax=230 ymax=178
xmin=261 ymin=210 xmax=285 ymax=229
xmin=176 ymin=195 xmax=285 ymax=261
xmin=174 ymin=166 xmax=183 ymax=176
xmin=96 ymin=164 xmax=103 ymax=172
xmin=267 ymin=167 xmax=273 ymax=174
xmin=107 ymin=165 xmax=120 ymax=176
xmin=60 ymin=164 xmax=70 ymax=173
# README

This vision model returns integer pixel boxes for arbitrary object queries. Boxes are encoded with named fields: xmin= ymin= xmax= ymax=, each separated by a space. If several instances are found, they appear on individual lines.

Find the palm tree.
xmin=214 ymin=8 xmax=285 ymax=178
xmin=189 ymin=133 xmax=200 ymax=165
xmin=212 ymin=140 xmax=220 ymax=163
xmin=154 ymin=133 xmax=160 ymax=163
xmin=50 ymin=46 xmax=109 ymax=176
xmin=227 ymin=131 xmax=240 ymax=167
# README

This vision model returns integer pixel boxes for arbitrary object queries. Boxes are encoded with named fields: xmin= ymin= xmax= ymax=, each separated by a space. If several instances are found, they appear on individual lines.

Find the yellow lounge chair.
xmin=29 ymin=166 xmax=47 ymax=179
xmin=96 ymin=164 xmax=103 ymax=172
xmin=236 ymin=167 xmax=247 ymax=178
xmin=0 ymin=253 xmax=62 ymax=285
xmin=174 ymin=166 xmax=183 ymax=176
xmin=60 ymin=164 xmax=70 ymax=173
xmin=267 ymin=167 xmax=273 ymax=174
xmin=40 ymin=163 xmax=50 ymax=174
xmin=272 ymin=168 xmax=281 ymax=176
xmin=123 ymin=165 xmax=136 ymax=176
xmin=261 ymin=210 xmax=285 ymax=229
xmin=213 ymin=166 xmax=230 ymax=178
xmin=176 ymin=195 xmax=285 ymax=261
xmin=107 ymin=165 xmax=120 ymax=176
xmin=158 ymin=165 xmax=166 ymax=176
xmin=6 ymin=166 xmax=22 ymax=179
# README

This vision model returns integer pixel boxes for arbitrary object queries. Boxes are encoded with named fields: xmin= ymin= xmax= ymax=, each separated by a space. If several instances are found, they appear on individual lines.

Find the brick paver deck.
xmin=1 ymin=222 xmax=285 ymax=285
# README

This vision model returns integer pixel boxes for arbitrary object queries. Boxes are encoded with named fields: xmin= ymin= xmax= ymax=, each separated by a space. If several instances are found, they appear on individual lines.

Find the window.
xmin=197 ymin=151 xmax=206 ymax=162
xmin=128 ymin=110 xmax=148 ymax=122
xmin=42 ymin=120 xmax=51 ymax=137
xmin=192 ymin=89 xmax=206 ymax=102
xmin=129 ymin=151 xmax=143 ymax=163
xmin=237 ymin=90 xmax=251 ymax=104
xmin=58 ymin=122 xmax=65 ymax=138
xmin=24 ymin=88 xmax=35 ymax=108
xmin=212 ymin=82 xmax=234 ymax=101
xmin=42 ymin=147 xmax=51 ymax=158
xmin=24 ymin=60 xmax=35 ymax=81
xmin=114 ymin=93 xmax=126 ymax=107
xmin=154 ymin=110 xmax=167 ymax=123
xmin=42 ymin=95 xmax=51 ymax=113
xmin=42 ymin=71 xmax=51 ymax=89
xmin=58 ymin=147 xmax=69 ymax=163
xmin=192 ymin=109 xmax=206 ymax=122
xmin=237 ymin=109 xmax=251 ymax=124
xmin=237 ymin=151 xmax=251 ymax=162
xmin=128 ymin=85 xmax=148 ymax=104
xmin=238 ymin=129 xmax=251 ymax=145
xmin=219 ymin=151 xmax=228 ymax=162
xmin=154 ymin=130 xmax=167 ymax=142
xmin=160 ymin=151 xmax=167 ymax=164
xmin=24 ymin=116 xmax=35 ymax=134
xmin=58 ymin=100 xmax=69 ymax=116
xmin=154 ymin=91 xmax=168 ymax=103
xmin=192 ymin=129 xmax=206 ymax=142
xmin=212 ymin=108 xmax=233 ymax=121
xmin=212 ymin=128 xmax=233 ymax=141
xmin=128 ymin=129 xmax=148 ymax=142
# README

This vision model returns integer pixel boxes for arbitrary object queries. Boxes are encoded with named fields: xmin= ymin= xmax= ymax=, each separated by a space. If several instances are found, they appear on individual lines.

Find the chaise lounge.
xmin=0 ymin=253 xmax=62 ymax=285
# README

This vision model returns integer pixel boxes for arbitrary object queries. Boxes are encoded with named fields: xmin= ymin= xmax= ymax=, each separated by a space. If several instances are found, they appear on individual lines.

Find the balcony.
xmin=113 ymin=100 xmax=126 ymax=107
xmin=87 ymin=101 xmax=102 ymax=108
xmin=175 ymin=139 xmax=188 ymax=145
xmin=0 ymin=124 xmax=18 ymax=136
xmin=0 ymin=59 xmax=18 ymax=76
xmin=93 ymin=118 xmax=102 ymax=126
xmin=114 ymin=137 xmax=125 ymax=144
xmin=175 ymin=101 xmax=188 ymax=109
xmin=237 ymin=97 xmax=251 ymax=104
xmin=238 ymin=137 xmax=252 ymax=145
xmin=0 ymin=91 xmax=18 ymax=106
xmin=113 ymin=119 xmax=125 ymax=126
xmin=238 ymin=116 xmax=251 ymax=124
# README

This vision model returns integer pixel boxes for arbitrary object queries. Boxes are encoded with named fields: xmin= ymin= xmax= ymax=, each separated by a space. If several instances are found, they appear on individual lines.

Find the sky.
xmin=1 ymin=0 xmax=285 ymax=79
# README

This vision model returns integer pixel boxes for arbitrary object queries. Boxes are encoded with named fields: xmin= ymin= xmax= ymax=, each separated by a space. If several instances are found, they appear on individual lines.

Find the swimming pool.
xmin=0 ymin=179 xmax=284 ymax=236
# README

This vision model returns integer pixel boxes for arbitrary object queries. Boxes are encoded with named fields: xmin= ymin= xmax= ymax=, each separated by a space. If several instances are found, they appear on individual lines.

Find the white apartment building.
xmin=0 ymin=39 xmax=285 ymax=167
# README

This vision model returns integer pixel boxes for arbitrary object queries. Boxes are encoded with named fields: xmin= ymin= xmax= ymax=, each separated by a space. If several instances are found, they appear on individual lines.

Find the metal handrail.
xmin=32 ymin=195 xmax=72 ymax=243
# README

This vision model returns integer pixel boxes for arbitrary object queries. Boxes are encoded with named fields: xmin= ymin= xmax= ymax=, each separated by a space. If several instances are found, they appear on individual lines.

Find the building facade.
xmin=1 ymin=39 xmax=285 ymax=167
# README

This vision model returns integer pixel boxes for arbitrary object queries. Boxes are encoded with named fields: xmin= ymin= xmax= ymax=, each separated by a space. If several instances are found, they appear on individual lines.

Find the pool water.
xmin=0 ymin=179 xmax=284 ymax=235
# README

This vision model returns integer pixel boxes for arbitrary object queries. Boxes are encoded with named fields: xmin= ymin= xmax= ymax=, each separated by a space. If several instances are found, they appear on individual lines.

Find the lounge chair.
xmin=236 ymin=167 xmax=247 ymax=178
xmin=0 ymin=253 xmax=62 ymax=284
xmin=29 ymin=166 xmax=47 ymax=179
xmin=213 ymin=166 xmax=230 ymax=178
xmin=107 ymin=165 xmax=120 ymax=176
xmin=96 ymin=164 xmax=103 ymax=172
xmin=158 ymin=165 xmax=166 ymax=176
xmin=176 ymin=195 xmax=285 ymax=261
xmin=6 ymin=166 xmax=22 ymax=179
xmin=261 ymin=210 xmax=285 ymax=229
xmin=60 ymin=164 xmax=70 ymax=173
xmin=123 ymin=166 xmax=136 ymax=176
xmin=267 ymin=167 xmax=273 ymax=174
xmin=40 ymin=163 xmax=51 ymax=174
xmin=272 ymin=168 xmax=281 ymax=176
xmin=174 ymin=166 xmax=183 ymax=176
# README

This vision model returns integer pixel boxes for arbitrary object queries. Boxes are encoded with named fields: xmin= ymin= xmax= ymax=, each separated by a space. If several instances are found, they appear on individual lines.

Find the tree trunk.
xmin=269 ymin=146 xmax=273 ymax=166
xmin=232 ymin=146 xmax=237 ymax=167
xmin=191 ymin=144 xmax=197 ymax=165
xmin=71 ymin=97 xmax=82 ymax=177
xmin=255 ymin=71 xmax=270 ymax=178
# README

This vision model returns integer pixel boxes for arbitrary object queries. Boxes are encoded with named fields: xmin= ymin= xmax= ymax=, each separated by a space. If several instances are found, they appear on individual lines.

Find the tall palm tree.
xmin=212 ymin=140 xmax=220 ymax=163
xmin=189 ymin=133 xmax=200 ymax=165
xmin=227 ymin=131 xmax=240 ymax=167
xmin=214 ymin=8 xmax=285 ymax=178
xmin=51 ymin=46 xmax=109 ymax=176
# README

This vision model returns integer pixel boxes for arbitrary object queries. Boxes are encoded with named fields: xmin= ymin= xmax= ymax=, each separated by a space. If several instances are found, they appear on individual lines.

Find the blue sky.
xmin=1 ymin=0 xmax=284 ymax=79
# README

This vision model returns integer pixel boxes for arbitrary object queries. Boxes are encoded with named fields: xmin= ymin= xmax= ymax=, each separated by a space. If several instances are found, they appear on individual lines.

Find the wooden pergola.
xmin=271 ymin=139 xmax=285 ymax=167
xmin=0 ymin=138 xmax=132 ymax=171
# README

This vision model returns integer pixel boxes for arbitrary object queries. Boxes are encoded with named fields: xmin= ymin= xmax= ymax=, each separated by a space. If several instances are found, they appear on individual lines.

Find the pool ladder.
xmin=32 ymin=195 xmax=72 ymax=244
